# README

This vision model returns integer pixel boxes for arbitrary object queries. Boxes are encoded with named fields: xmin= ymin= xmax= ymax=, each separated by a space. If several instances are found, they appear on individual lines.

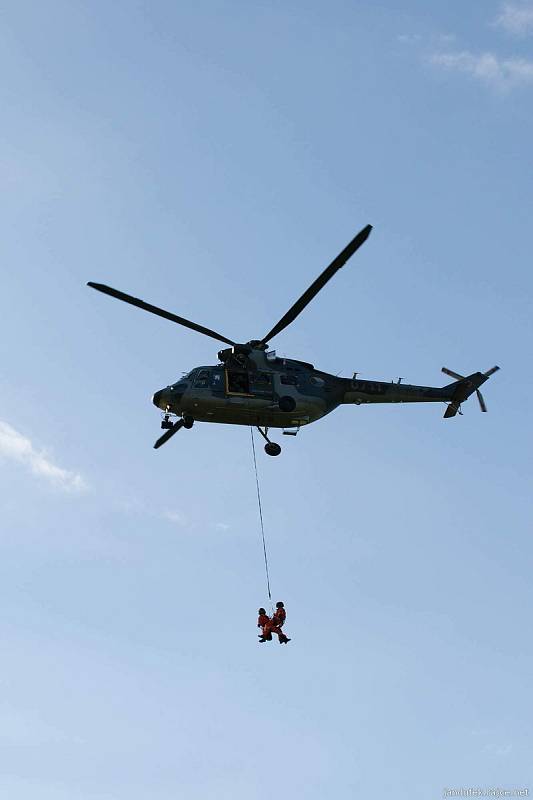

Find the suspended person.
xmin=257 ymin=607 xmax=272 ymax=641
xmin=261 ymin=601 xmax=291 ymax=644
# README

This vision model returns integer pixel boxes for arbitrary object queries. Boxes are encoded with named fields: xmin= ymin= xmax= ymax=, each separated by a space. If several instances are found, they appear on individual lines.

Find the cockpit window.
xmin=178 ymin=370 xmax=195 ymax=381
xmin=194 ymin=369 xmax=211 ymax=388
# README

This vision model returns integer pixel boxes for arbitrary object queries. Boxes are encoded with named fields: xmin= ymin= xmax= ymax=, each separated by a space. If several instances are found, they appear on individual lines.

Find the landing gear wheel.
xmin=182 ymin=416 xmax=194 ymax=429
xmin=264 ymin=442 xmax=281 ymax=457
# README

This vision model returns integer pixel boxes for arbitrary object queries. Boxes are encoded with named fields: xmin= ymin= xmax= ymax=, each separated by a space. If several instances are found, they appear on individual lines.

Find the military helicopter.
xmin=88 ymin=224 xmax=499 ymax=456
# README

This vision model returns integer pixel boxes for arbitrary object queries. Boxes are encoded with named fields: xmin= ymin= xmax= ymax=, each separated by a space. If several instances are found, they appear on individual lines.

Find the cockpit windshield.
xmin=171 ymin=371 xmax=193 ymax=385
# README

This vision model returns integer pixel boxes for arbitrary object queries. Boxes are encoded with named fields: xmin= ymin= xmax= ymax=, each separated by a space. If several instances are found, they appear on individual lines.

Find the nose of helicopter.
xmin=152 ymin=389 xmax=166 ymax=409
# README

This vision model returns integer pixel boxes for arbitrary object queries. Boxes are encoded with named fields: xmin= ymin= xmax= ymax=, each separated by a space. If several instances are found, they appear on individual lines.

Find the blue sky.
xmin=1 ymin=1 xmax=532 ymax=797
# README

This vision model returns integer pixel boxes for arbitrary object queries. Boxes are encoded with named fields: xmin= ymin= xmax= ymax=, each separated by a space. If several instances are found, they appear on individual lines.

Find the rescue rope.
xmin=250 ymin=427 xmax=272 ymax=601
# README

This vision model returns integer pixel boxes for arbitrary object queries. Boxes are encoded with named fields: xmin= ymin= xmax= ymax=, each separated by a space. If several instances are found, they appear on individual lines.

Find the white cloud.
xmin=484 ymin=742 xmax=513 ymax=756
xmin=0 ymin=420 xmax=87 ymax=492
xmin=430 ymin=50 xmax=533 ymax=90
xmin=398 ymin=32 xmax=455 ymax=46
xmin=495 ymin=2 xmax=533 ymax=35
xmin=397 ymin=33 xmax=422 ymax=45
xmin=471 ymin=729 xmax=513 ymax=757
xmin=162 ymin=510 xmax=187 ymax=526
xmin=215 ymin=522 xmax=230 ymax=531
xmin=436 ymin=33 xmax=457 ymax=45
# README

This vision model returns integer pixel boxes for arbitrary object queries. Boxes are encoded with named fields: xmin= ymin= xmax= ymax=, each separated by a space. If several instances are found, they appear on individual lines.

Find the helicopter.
xmin=88 ymin=224 xmax=499 ymax=456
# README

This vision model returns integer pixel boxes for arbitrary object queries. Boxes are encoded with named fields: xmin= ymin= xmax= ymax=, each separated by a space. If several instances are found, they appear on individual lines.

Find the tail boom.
xmin=342 ymin=366 xmax=499 ymax=417
xmin=343 ymin=377 xmax=454 ymax=407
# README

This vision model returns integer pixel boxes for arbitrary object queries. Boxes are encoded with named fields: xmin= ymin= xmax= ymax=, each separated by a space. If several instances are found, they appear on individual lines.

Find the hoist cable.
xmin=250 ymin=427 xmax=272 ymax=601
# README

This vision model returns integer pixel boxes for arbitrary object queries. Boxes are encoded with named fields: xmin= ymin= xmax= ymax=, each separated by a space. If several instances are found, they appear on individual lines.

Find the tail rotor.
xmin=476 ymin=390 xmax=487 ymax=413
xmin=441 ymin=365 xmax=500 ymax=417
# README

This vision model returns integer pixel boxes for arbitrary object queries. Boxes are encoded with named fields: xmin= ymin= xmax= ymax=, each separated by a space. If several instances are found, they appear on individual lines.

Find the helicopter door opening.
xmin=225 ymin=369 xmax=252 ymax=396
xmin=225 ymin=370 xmax=273 ymax=398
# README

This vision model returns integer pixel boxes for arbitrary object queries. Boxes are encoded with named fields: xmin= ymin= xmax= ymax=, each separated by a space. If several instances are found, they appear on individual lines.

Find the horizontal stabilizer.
xmin=443 ymin=403 xmax=460 ymax=419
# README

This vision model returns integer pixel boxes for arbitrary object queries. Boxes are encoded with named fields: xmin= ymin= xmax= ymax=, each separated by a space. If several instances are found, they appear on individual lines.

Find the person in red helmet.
xmin=261 ymin=601 xmax=291 ymax=644
xmin=257 ymin=607 xmax=271 ymax=642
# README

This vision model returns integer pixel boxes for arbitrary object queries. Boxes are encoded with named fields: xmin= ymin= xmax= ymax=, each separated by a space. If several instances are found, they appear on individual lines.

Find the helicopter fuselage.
xmin=152 ymin=347 xmax=457 ymax=430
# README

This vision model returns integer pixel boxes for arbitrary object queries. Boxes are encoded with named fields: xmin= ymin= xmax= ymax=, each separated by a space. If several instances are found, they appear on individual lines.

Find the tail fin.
xmin=441 ymin=366 xmax=500 ymax=418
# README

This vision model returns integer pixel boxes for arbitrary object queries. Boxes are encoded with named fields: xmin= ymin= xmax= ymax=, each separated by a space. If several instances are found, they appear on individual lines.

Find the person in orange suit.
xmin=257 ymin=607 xmax=271 ymax=641
xmin=260 ymin=601 xmax=291 ymax=644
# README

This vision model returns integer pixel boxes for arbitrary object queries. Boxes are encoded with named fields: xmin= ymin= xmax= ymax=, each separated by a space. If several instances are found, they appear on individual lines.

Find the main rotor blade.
xmin=259 ymin=224 xmax=372 ymax=345
xmin=154 ymin=419 xmax=185 ymax=449
xmin=484 ymin=365 xmax=500 ymax=377
xmin=87 ymin=283 xmax=235 ymax=346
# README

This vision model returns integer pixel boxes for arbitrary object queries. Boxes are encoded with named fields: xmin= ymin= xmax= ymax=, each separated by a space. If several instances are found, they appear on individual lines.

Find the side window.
xmin=250 ymin=371 xmax=273 ymax=397
xmin=281 ymin=374 xmax=298 ymax=386
xmin=194 ymin=369 xmax=211 ymax=388
xmin=251 ymin=372 xmax=271 ymax=388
